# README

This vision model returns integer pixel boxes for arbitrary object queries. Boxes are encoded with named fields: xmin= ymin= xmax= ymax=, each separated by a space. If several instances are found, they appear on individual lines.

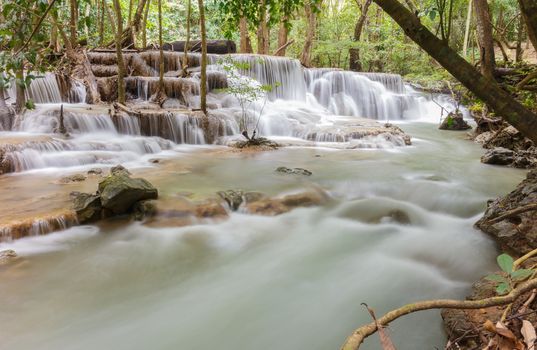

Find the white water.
xmin=0 ymin=123 xmax=526 ymax=350
xmin=0 ymin=55 xmax=511 ymax=349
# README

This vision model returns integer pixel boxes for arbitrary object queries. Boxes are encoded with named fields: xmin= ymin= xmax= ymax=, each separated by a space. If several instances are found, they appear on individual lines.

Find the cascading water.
xmin=6 ymin=73 xmax=86 ymax=104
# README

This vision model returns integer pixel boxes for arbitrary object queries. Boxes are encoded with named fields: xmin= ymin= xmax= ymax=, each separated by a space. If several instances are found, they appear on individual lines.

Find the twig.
xmin=514 ymin=248 xmax=537 ymax=269
xmin=340 ymin=278 xmax=537 ymax=350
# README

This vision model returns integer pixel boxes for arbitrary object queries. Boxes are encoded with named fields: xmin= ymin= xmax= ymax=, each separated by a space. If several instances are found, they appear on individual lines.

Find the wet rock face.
xmin=475 ymin=169 xmax=537 ymax=256
xmin=59 ymin=173 xmax=87 ymax=184
xmin=439 ymin=112 xmax=471 ymax=131
xmin=217 ymin=190 xmax=244 ymax=211
xmin=98 ymin=172 xmax=158 ymax=215
xmin=276 ymin=167 xmax=312 ymax=176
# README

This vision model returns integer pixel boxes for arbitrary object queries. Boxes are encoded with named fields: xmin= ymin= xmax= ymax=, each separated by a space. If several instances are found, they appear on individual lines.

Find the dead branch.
xmin=273 ymin=40 xmax=295 ymax=56
xmin=487 ymin=203 xmax=537 ymax=225
xmin=340 ymin=278 xmax=537 ymax=350
xmin=517 ymin=71 xmax=537 ymax=90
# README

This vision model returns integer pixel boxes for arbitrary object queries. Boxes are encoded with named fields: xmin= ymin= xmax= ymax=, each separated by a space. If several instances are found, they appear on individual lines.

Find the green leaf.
xmin=497 ymin=254 xmax=514 ymax=274
xmin=496 ymin=282 xmax=511 ymax=295
xmin=485 ymin=274 xmax=508 ymax=283
xmin=428 ymin=10 xmax=437 ymax=21
xmin=511 ymin=269 xmax=534 ymax=281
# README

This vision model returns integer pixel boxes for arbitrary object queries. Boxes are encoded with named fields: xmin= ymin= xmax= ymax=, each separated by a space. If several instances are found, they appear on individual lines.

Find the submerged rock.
xmin=276 ymin=167 xmax=312 ymax=176
xmin=87 ymin=168 xmax=103 ymax=175
xmin=98 ymin=172 xmax=158 ymax=215
xmin=439 ymin=112 xmax=471 ymax=131
xmin=0 ymin=249 xmax=17 ymax=265
xmin=475 ymin=169 xmax=537 ymax=255
xmin=59 ymin=173 xmax=87 ymax=183
xmin=231 ymin=137 xmax=279 ymax=150
xmin=246 ymin=190 xmax=328 ymax=216
xmin=73 ymin=193 xmax=102 ymax=223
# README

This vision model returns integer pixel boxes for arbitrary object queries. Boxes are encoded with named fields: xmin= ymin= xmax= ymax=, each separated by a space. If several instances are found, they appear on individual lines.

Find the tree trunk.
xmin=157 ymin=0 xmax=165 ymax=100
xmin=239 ymin=15 xmax=253 ymax=53
xmin=198 ymin=0 xmax=207 ymax=114
xmin=182 ymin=0 xmax=191 ymax=77
xmin=473 ymin=0 xmax=495 ymax=79
xmin=141 ymin=0 xmax=150 ymax=48
xmin=15 ymin=67 xmax=25 ymax=113
xmin=69 ymin=0 xmax=78 ymax=47
xmin=518 ymin=0 xmax=537 ymax=52
xmin=516 ymin=14 xmax=524 ymax=62
xmin=256 ymin=0 xmax=269 ymax=54
xmin=276 ymin=19 xmax=288 ymax=56
xmin=372 ymin=0 xmax=537 ymax=144
xmin=300 ymin=1 xmax=317 ymax=67
xmin=112 ymin=0 xmax=126 ymax=104
xmin=99 ymin=0 xmax=105 ymax=46
xmin=349 ymin=0 xmax=372 ymax=71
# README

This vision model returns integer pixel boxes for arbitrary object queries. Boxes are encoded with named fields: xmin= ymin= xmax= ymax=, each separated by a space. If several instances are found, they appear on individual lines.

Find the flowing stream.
xmin=0 ymin=54 xmax=528 ymax=349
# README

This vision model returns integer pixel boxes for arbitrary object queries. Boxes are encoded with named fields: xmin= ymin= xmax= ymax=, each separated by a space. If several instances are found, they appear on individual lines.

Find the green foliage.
xmin=216 ymin=55 xmax=278 ymax=137
xmin=486 ymin=253 xmax=535 ymax=295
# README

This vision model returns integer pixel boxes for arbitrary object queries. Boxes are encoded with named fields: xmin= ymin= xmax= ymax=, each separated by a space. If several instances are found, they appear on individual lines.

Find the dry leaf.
xmin=521 ymin=320 xmax=536 ymax=350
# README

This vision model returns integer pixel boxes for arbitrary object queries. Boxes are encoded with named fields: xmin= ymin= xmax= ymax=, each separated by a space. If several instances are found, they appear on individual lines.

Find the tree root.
xmin=340 ymin=278 xmax=537 ymax=350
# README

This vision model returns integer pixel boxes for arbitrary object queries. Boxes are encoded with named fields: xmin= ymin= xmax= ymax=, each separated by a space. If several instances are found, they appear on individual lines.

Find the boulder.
xmin=276 ymin=167 xmax=313 ymax=176
xmin=439 ymin=112 xmax=471 ymax=131
xmin=98 ymin=172 xmax=158 ymax=215
xmin=483 ymin=126 xmax=532 ymax=151
xmin=475 ymin=169 xmax=537 ymax=255
xmin=481 ymin=147 xmax=514 ymax=166
xmin=73 ymin=193 xmax=102 ymax=223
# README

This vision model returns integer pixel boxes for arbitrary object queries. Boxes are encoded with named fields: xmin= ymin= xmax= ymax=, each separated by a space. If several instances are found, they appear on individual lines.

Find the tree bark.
xmin=276 ymin=19 xmax=288 ymax=56
xmin=69 ymin=0 xmax=78 ymax=47
xmin=516 ymin=14 xmax=524 ymax=62
xmin=141 ymin=0 xmax=150 ymax=48
xmin=239 ymin=15 xmax=253 ymax=53
xmin=372 ymin=0 xmax=537 ymax=144
xmin=349 ymin=0 xmax=372 ymax=71
xmin=112 ymin=0 xmax=126 ymax=104
xmin=157 ymin=0 xmax=165 ymax=100
xmin=300 ymin=1 xmax=317 ymax=67
xmin=198 ymin=0 xmax=207 ymax=114
xmin=473 ymin=0 xmax=495 ymax=79
xmin=518 ymin=0 xmax=537 ymax=52
xmin=15 ymin=66 xmax=25 ymax=113
xmin=256 ymin=0 xmax=269 ymax=54
xmin=182 ymin=0 xmax=191 ymax=77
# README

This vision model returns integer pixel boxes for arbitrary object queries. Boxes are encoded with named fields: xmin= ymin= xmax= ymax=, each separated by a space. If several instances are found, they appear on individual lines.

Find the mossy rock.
xmin=98 ymin=173 xmax=158 ymax=215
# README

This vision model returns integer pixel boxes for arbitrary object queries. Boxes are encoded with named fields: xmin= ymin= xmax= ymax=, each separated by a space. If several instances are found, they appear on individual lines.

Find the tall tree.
xmin=371 ymin=0 xmax=537 ymax=144
xmin=156 ymin=0 xmax=166 ymax=102
xmin=141 ymin=0 xmax=151 ymax=48
xmin=257 ymin=0 xmax=269 ymax=54
xmin=239 ymin=15 xmax=253 ymax=53
xmin=182 ymin=0 xmax=191 ymax=77
xmin=69 ymin=0 xmax=78 ymax=47
xmin=300 ymin=0 xmax=318 ymax=66
xmin=349 ymin=0 xmax=372 ymax=71
xmin=518 ymin=0 xmax=537 ymax=51
xmin=111 ymin=0 xmax=126 ymax=104
xmin=198 ymin=0 xmax=207 ymax=113
xmin=473 ymin=0 xmax=495 ymax=79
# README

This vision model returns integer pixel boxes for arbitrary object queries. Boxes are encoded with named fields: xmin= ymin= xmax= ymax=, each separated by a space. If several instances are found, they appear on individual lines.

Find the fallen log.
xmin=162 ymin=40 xmax=236 ymax=54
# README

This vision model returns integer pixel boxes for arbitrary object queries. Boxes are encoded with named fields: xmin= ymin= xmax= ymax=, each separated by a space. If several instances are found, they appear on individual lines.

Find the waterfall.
xmin=6 ymin=73 xmax=87 ymax=104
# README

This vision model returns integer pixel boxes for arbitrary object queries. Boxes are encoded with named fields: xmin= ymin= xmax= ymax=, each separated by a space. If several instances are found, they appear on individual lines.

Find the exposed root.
xmin=340 ymin=278 xmax=537 ymax=350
